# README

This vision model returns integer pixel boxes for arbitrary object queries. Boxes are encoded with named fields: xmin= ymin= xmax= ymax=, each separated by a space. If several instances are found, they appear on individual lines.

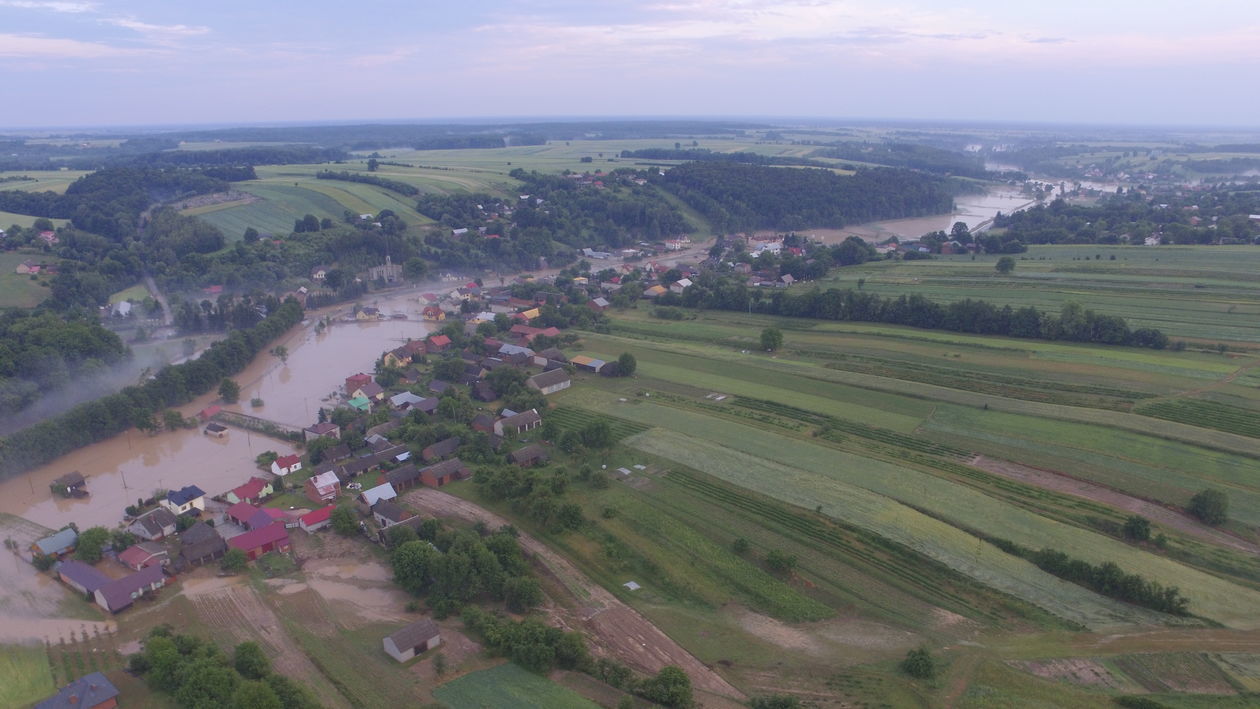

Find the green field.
xmin=0 ymin=169 xmax=91 ymax=195
xmin=0 ymin=645 xmax=56 ymax=708
xmin=0 ymin=250 xmax=52 ymax=307
xmin=821 ymin=244 xmax=1260 ymax=343
xmin=433 ymin=663 xmax=598 ymax=709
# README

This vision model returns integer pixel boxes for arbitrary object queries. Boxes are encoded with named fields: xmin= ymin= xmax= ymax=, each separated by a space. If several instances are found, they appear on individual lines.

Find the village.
xmin=9 ymin=263 xmax=668 ymax=708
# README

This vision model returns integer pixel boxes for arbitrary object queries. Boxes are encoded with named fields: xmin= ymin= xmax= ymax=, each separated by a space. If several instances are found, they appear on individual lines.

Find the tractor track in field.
xmin=400 ymin=487 xmax=746 ymax=703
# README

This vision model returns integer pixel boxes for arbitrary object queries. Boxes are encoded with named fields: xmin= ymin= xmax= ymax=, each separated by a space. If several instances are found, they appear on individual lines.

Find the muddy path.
xmin=970 ymin=456 xmax=1260 ymax=556
xmin=400 ymin=487 xmax=745 ymax=702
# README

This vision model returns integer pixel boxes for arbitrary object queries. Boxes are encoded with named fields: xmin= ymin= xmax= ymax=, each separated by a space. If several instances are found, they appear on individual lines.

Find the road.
xmin=143 ymin=272 xmax=174 ymax=328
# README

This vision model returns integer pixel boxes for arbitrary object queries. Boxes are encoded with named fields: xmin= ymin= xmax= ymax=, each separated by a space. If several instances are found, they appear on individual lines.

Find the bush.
xmin=901 ymin=647 xmax=936 ymax=679
xmin=221 ymin=548 xmax=248 ymax=573
xmin=765 ymin=549 xmax=797 ymax=575
xmin=1188 ymin=489 xmax=1228 ymax=526
xmin=1122 ymin=515 xmax=1151 ymax=542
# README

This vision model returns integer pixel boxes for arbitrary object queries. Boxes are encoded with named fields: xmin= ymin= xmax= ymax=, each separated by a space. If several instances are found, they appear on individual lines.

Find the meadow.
xmin=0 ymin=644 xmax=55 ymax=708
xmin=433 ymin=663 xmax=599 ymax=709
xmin=820 ymin=244 xmax=1260 ymax=343
xmin=0 ymin=250 xmax=52 ymax=308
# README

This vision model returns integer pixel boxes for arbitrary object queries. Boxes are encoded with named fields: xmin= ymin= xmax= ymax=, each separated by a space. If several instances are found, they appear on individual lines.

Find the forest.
xmin=658 ymin=162 xmax=954 ymax=231
xmin=618 ymin=148 xmax=830 ymax=167
xmin=315 ymin=170 xmax=420 ymax=196
xmin=0 ymin=311 xmax=130 ymax=416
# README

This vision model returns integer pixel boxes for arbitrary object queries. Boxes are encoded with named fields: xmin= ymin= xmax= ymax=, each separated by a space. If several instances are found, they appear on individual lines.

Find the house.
xmin=533 ymin=347 xmax=568 ymax=367
xmin=162 ymin=485 xmax=206 ymax=515
xmin=372 ymin=500 xmax=415 ymax=528
xmin=32 ymin=528 xmax=78 ymax=558
xmin=51 ymin=471 xmax=87 ymax=497
xmin=427 ymin=379 xmax=452 ymax=395
xmin=353 ymin=381 xmax=386 ymax=402
xmin=383 ymin=618 xmax=441 ymax=663
xmin=129 ymin=508 xmax=178 ymax=541
xmin=356 ymin=306 xmax=382 ymax=321
xmin=422 ymin=305 xmax=446 ymax=321
xmin=670 ymin=278 xmax=693 ymax=294
xmin=420 ymin=458 xmax=470 ymax=487
xmin=304 ymin=421 xmax=341 ymax=441
xmin=510 ymin=444 xmax=550 ymax=467
xmin=345 ymin=372 xmax=373 ymax=394
xmin=228 ymin=523 xmax=291 ymax=561
xmin=310 ymin=265 xmax=328 ymax=281
xmin=118 ymin=542 xmax=168 ymax=571
xmin=227 ymin=502 xmax=262 ymax=527
xmin=358 ymin=482 xmax=398 ymax=508
xmin=422 ymin=436 xmax=462 ymax=463
xmin=472 ymin=380 xmax=497 ymax=402
xmin=780 ymin=273 xmax=796 ymax=286
xmin=203 ymin=422 xmax=228 ymax=438
xmin=470 ymin=412 xmax=495 ymax=434
xmin=383 ymin=346 xmax=414 ymax=369
xmin=427 ymin=334 xmax=452 ymax=352
xmin=225 ymin=476 xmax=274 ymax=505
xmin=588 ymin=297 xmax=610 ymax=312
xmin=305 ymin=471 xmax=341 ymax=503
xmin=389 ymin=391 xmax=426 ymax=410
xmin=34 ymin=671 xmax=119 ymax=709
xmin=271 ymin=454 xmax=303 ymax=477
xmin=385 ymin=463 xmax=422 ymax=492
xmin=179 ymin=522 xmax=226 ymax=566
xmin=494 ymin=409 xmax=542 ymax=436
xmin=57 ymin=560 xmax=111 ymax=597
xmin=299 ymin=505 xmax=335 ymax=533
xmin=643 ymin=284 xmax=668 ymax=298
xmin=526 ymin=369 xmax=571 ymax=395
xmin=570 ymin=355 xmax=607 ymax=373
xmin=347 ymin=396 xmax=372 ymax=412
xmin=94 ymin=564 xmax=167 ymax=613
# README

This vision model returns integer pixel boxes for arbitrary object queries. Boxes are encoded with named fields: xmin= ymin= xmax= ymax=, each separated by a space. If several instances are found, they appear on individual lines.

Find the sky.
xmin=1 ymin=0 xmax=1258 ymax=129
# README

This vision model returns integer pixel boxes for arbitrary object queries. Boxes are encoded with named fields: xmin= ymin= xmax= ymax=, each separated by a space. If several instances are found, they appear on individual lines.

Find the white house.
xmin=161 ymin=485 xmax=206 ymax=515
xmin=271 ymin=454 xmax=303 ymax=477
xmin=383 ymin=618 xmax=441 ymax=662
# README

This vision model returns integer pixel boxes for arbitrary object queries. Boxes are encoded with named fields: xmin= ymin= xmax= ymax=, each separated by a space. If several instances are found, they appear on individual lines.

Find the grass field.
xmin=0 ymin=645 xmax=55 ymax=708
xmin=433 ymin=663 xmax=599 ymax=709
xmin=0 ymin=169 xmax=91 ymax=195
xmin=820 ymin=244 xmax=1260 ymax=343
xmin=0 ymin=250 xmax=52 ymax=308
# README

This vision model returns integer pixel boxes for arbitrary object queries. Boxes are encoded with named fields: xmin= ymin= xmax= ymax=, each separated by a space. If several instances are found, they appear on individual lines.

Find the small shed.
xmin=50 ymin=471 xmax=87 ymax=498
xmin=203 ymin=422 xmax=228 ymax=438
xmin=382 ymin=618 xmax=441 ymax=662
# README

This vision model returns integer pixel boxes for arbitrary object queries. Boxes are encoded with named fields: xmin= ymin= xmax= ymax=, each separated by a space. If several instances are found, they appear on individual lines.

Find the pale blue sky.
xmin=1 ymin=0 xmax=1257 ymax=128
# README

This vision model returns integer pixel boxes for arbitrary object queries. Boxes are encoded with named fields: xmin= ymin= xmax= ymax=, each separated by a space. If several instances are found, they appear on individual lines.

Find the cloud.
xmin=0 ymin=32 xmax=145 ymax=58
xmin=103 ymin=18 xmax=210 ymax=37
xmin=0 ymin=0 xmax=96 ymax=13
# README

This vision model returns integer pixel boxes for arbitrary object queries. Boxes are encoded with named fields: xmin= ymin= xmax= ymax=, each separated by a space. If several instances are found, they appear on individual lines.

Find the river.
xmin=0 ymin=288 xmax=435 ymax=532
xmin=840 ymin=187 xmax=1037 ymax=242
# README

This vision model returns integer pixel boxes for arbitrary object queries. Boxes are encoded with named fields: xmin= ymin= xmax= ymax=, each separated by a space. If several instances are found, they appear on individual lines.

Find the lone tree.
xmin=617 ymin=352 xmax=637 ymax=377
xmin=218 ymin=378 xmax=241 ymax=404
xmin=901 ymin=646 xmax=936 ymax=679
xmin=221 ymin=548 xmax=248 ymax=573
xmin=74 ymin=526 xmax=110 ymax=563
xmin=331 ymin=506 xmax=358 ymax=536
xmin=760 ymin=327 xmax=783 ymax=352
xmin=1188 ymin=489 xmax=1228 ymax=526
xmin=995 ymin=256 xmax=1017 ymax=275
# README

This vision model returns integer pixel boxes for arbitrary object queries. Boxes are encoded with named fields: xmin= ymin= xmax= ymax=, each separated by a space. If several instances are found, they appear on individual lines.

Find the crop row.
xmin=547 ymin=406 xmax=650 ymax=442
xmin=663 ymin=469 xmax=1007 ymax=623
xmin=1136 ymin=399 xmax=1260 ymax=439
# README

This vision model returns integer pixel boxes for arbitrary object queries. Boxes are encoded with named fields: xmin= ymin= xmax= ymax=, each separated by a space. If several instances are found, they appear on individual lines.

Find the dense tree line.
xmin=680 ymin=275 xmax=1167 ymax=348
xmin=0 ymin=298 xmax=303 ymax=478
xmin=474 ymin=465 xmax=585 ymax=533
xmin=315 ymin=170 xmax=419 ymax=196
xmin=113 ymin=146 xmax=344 ymax=169
xmin=0 ymin=311 xmax=129 ymax=415
xmin=992 ymin=190 xmax=1260 ymax=246
xmin=986 ymin=538 xmax=1190 ymax=616
xmin=130 ymin=627 xmax=320 ymax=709
xmin=618 ymin=148 xmax=829 ymax=167
xmin=658 ymin=162 xmax=954 ymax=232
xmin=809 ymin=142 xmax=989 ymax=178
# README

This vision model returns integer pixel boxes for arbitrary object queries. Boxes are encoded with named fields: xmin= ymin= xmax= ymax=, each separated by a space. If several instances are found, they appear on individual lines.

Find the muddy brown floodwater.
xmin=0 ymin=289 xmax=434 ymax=532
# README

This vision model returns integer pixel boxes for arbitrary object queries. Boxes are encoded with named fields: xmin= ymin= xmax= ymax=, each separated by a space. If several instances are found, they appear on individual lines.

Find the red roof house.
xmin=226 ymin=502 xmax=260 ymax=526
xmin=117 ymin=542 xmax=168 ymax=571
xmin=427 ymin=334 xmax=452 ymax=352
xmin=227 ymin=523 xmax=291 ymax=561
xmin=299 ymin=505 xmax=335 ymax=533
xmin=345 ymin=373 xmax=373 ymax=394
xmin=225 ymin=476 xmax=272 ymax=505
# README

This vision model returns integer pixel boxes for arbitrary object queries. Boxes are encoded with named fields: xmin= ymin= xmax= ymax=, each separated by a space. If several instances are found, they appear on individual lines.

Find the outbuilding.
xmin=382 ymin=618 xmax=441 ymax=662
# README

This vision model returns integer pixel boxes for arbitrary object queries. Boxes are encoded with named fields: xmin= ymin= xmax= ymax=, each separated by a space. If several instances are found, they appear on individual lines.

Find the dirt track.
xmin=401 ymin=487 xmax=745 ymax=702
xmin=970 ymin=455 xmax=1260 ymax=556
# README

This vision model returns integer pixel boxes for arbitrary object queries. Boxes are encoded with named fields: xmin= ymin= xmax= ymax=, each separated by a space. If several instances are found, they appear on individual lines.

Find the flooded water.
xmin=844 ymin=188 xmax=1036 ymax=241
xmin=0 ymin=288 xmax=434 ymax=532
